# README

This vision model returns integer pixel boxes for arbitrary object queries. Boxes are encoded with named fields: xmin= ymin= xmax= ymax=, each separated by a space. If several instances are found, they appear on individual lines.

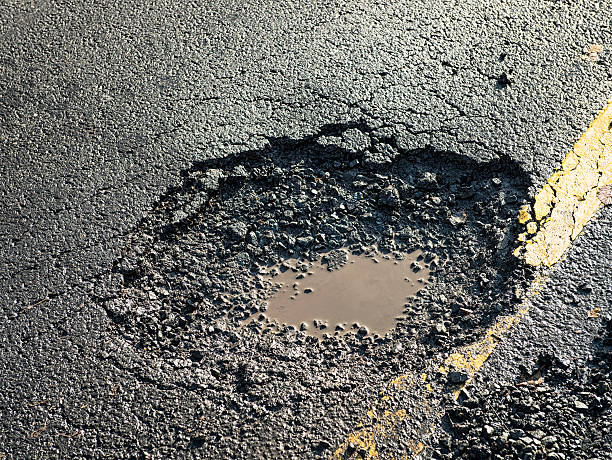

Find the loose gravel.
xmin=98 ymin=122 xmax=554 ymax=458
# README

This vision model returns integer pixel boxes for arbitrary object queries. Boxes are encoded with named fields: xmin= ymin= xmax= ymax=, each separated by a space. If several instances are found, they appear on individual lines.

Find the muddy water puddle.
xmin=249 ymin=249 xmax=431 ymax=338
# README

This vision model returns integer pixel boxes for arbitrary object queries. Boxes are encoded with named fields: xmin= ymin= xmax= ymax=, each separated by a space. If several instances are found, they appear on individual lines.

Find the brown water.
xmin=255 ymin=249 xmax=430 ymax=338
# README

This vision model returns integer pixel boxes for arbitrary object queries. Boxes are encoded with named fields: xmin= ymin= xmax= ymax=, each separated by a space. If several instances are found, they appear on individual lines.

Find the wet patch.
xmin=247 ymin=248 xmax=430 ymax=338
xmin=103 ymin=121 xmax=532 ymax=353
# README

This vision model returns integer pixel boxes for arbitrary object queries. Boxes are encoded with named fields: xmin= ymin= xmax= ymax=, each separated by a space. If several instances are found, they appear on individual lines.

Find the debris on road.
xmin=588 ymin=307 xmax=601 ymax=318
xmin=582 ymin=44 xmax=604 ymax=62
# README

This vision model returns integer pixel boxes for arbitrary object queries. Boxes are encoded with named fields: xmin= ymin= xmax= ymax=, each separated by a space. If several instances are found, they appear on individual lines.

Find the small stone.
xmin=459 ymin=387 xmax=471 ymax=400
xmin=299 ymin=322 xmax=309 ymax=331
xmin=230 ymin=165 xmax=249 ymax=179
xmin=296 ymin=236 xmax=314 ymax=246
xmin=435 ymin=322 xmax=447 ymax=334
xmin=597 ymin=184 xmax=612 ymax=204
xmin=247 ymin=231 xmax=258 ymax=245
xmin=497 ymin=72 xmax=513 ymax=86
xmin=491 ymin=177 xmax=502 ymax=186
xmin=378 ymin=186 xmax=401 ymax=208
xmin=316 ymin=439 xmax=332 ymax=451
xmin=189 ymin=350 xmax=204 ymax=362
xmin=574 ymin=400 xmax=588 ymax=411
xmin=228 ymin=222 xmax=248 ymax=240
xmin=304 ymin=287 xmax=314 ymax=294
xmin=335 ymin=324 xmax=345 ymax=331
xmin=418 ymin=172 xmax=438 ymax=190
xmin=526 ymin=221 xmax=538 ymax=234
xmin=542 ymin=435 xmax=558 ymax=446
xmin=448 ymin=371 xmax=468 ymax=384
xmin=449 ymin=212 xmax=467 ymax=226
xmin=582 ymin=44 xmax=604 ymax=62
xmin=483 ymin=425 xmax=494 ymax=437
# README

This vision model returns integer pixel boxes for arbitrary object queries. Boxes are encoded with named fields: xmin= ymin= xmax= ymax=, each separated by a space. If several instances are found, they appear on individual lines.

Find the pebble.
xmin=448 ymin=371 xmax=468 ymax=384
xmin=574 ymin=400 xmax=588 ymax=411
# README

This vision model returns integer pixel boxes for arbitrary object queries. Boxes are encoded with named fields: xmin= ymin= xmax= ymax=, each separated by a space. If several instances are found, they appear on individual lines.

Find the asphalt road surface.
xmin=1 ymin=1 xmax=611 ymax=459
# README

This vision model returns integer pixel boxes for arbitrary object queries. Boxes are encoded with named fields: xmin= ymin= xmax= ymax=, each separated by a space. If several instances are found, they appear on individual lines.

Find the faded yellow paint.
xmin=388 ymin=375 xmax=412 ymax=391
xmin=334 ymin=276 xmax=545 ymax=460
xmin=516 ymin=100 xmax=612 ymax=267
xmin=441 ymin=275 xmax=545 ymax=386
xmin=588 ymin=307 xmax=601 ymax=318
xmin=441 ymin=306 xmax=529 ymax=379
xmin=533 ymin=184 xmax=555 ymax=221
xmin=331 ymin=371 xmax=435 ymax=459
xmin=332 ymin=407 xmax=422 ymax=460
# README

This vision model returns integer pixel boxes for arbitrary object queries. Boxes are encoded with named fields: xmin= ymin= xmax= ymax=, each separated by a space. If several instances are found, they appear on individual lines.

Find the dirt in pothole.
xmin=246 ymin=248 xmax=430 ymax=338
xmin=103 ymin=121 xmax=533 ymax=356
xmin=99 ymin=121 xmax=535 ymax=458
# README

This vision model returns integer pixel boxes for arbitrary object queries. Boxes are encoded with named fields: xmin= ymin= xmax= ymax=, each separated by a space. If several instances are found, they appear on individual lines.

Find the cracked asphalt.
xmin=1 ymin=1 xmax=611 ymax=458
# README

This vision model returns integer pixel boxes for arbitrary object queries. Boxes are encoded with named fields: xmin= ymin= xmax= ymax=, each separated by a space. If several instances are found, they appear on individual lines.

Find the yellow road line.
xmin=440 ymin=275 xmax=544 ymax=394
xmin=514 ymin=100 xmax=612 ymax=266
xmin=332 ymin=100 xmax=612 ymax=459
xmin=332 ymin=375 xmax=428 ymax=459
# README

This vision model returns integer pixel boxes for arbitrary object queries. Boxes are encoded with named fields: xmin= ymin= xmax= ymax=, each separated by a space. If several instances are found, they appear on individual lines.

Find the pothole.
xmin=103 ymin=121 xmax=533 ymax=353
xmin=244 ymin=248 xmax=431 ymax=338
